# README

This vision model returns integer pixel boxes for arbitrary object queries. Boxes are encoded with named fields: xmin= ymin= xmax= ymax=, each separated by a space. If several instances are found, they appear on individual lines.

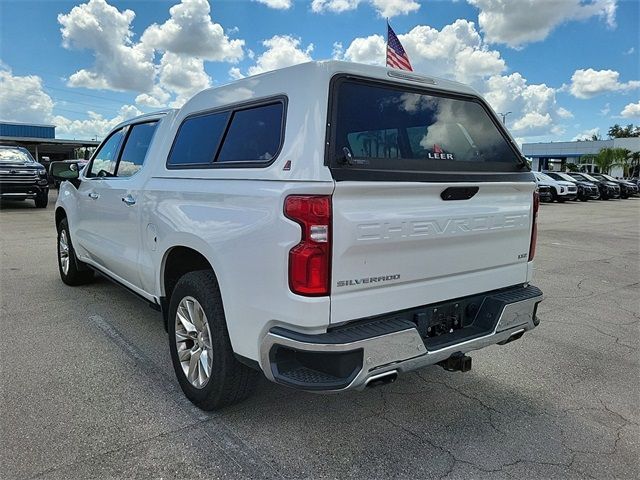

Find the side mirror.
xmin=50 ymin=161 xmax=80 ymax=181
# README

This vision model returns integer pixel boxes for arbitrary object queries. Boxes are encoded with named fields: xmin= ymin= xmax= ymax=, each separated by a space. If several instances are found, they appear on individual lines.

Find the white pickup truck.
xmin=53 ymin=61 xmax=543 ymax=410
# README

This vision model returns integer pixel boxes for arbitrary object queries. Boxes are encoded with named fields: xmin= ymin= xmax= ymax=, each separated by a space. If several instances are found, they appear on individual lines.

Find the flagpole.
xmin=385 ymin=18 xmax=389 ymax=67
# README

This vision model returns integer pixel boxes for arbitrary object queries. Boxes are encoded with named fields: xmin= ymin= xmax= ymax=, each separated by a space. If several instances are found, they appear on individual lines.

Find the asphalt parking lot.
xmin=1 ymin=191 xmax=638 ymax=479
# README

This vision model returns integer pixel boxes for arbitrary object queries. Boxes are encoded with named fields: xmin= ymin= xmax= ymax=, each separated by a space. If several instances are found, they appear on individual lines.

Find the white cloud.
xmin=621 ymin=101 xmax=640 ymax=118
xmin=557 ymin=107 xmax=573 ymax=119
xmin=512 ymin=112 xmax=552 ymax=132
xmin=600 ymin=103 xmax=611 ymax=116
xmin=568 ymin=68 xmax=640 ymax=99
xmin=311 ymin=0 xmax=419 ymax=17
xmin=158 ymin=52 xmax=212 ymax=107
xmin=247 ymin=35 xmax=313 ymax=76
xmin=228 ymin=67 xmax=245 ymax=80
xmin=135 ymin=86 xmax=171 ymax=108
xmin=58 ymin=0 xmax=155 ymax=91
xmin=483 ymin=72 xmax=561 ymax=136
xmin=312 ymin=0 xmax=360 ymax=13
xmin=0 ymin=68 xmax=55 ymax=124
xmin=370 ymin=0 xmax=420 ymax=17
xmin=0 ymin=65 xmax=141 ymax=139
xmin=57 ymin=0 xmax=247 ymax=109
xmin=53 ymin=104 xmax=144 ymax=139
xmin=140 ymin=0 xmax=244 ymax=61
xmin=255 ymin=0 xmax=292 ymax=8
xmin=572 ymin=127 xmax=600 ymax=141
xmin=343 ymin=34 xmax=385 ymax=64
xmin=624 ymin=47 xmax=635 ymax=55
xmin=343 ymin=20 xmax=506 ymax=83
xmin=332 ymin=41 xmax=344 ymax=60
xmin=468 ymin=0 xmax=617 ymax=48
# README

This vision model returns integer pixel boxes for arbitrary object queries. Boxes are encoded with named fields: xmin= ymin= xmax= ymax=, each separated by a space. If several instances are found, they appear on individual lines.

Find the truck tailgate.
xmin=330 ymin=181 xmax=534 ymax=324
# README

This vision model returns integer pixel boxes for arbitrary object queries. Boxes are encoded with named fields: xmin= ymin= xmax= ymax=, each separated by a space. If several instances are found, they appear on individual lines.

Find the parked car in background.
xmin=590 ymin=173 xmax=638 ymax=198
xmin=567 ymin=172 xmax=620 ymax=200
xmin=0 ymin=145 xmax=49 ymax=208
xmin=50 ymin=159 xmax=88 ymax=188
xmin=544 ymin=171 xmax=599 ymax=201
xmin=534 ymin=172 xmax=577 ymax=202
xmin=538 ymin=184 xmax=553 ymax=202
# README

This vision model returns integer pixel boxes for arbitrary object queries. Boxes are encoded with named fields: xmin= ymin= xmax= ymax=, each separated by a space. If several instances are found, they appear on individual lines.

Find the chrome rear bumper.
xmin=260 ymin=285 xmax=543 ymax=392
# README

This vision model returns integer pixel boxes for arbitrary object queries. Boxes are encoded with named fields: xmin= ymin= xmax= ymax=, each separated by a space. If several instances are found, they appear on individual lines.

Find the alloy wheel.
xmin=59 ymin=230 xmax=70 ymax=275
xmin=174 ymin=296 xmax=214 ymax=388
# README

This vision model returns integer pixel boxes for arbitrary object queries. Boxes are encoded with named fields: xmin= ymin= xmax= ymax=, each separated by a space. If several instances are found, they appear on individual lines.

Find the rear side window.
xmin=117 ymin=121 xmax=158 ymax=177
xmin=168 ymin=112 xmax=229 ymax=167
xmin=216 ymin=103 xmax=283 ymax=163
xmin=330 ymin=79 xmax=522 ymax=174
xmin=167 ymin=99 xmax=284 ymax=169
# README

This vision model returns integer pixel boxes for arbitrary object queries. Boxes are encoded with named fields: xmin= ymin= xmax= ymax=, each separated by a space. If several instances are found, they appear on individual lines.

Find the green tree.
xmin=595 ymin=147 xmax=631 ymax=174
xmin=565 ymin=162 xmax=579 ymax=172
xmin=594 ymin=148 xmax=615 ymax=174
xmin=612 ymin=148 xmax=632 ymax=177
xmin=607 ymin=123 xmax=640 ymax=138
xmin=629 ymin=151 xmax=640 ymax=177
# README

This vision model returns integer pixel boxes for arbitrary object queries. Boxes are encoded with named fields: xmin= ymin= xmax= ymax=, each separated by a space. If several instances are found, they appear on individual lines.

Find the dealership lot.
xmin=1 ymin=192 xmax=638 ymax=479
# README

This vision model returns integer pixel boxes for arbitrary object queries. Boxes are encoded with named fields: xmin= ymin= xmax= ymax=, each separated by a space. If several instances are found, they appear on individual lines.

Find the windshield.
xmin=0 ymin=148 xmax=35 ymax=163
xmin=597 ymin=173 xmax=616 ymax=181
xmin=578 ymin=173 xmax=599 ymax=182
xmin=331 ymin=79 xmax=522 ymax=173
xmin=553 ymin=172 xmax=577 ymax=182
xmin=535 ymin=172 xmax=555 ymax=183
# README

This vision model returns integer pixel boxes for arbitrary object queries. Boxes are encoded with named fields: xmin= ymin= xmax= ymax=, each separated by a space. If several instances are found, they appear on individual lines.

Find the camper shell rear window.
xmin=326 ymin=76 xmax=527 ymax=181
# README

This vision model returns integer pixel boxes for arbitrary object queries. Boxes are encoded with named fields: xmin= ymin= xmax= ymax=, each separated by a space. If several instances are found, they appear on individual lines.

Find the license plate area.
xmin=411 ymin=293 xmax=499 ymax=350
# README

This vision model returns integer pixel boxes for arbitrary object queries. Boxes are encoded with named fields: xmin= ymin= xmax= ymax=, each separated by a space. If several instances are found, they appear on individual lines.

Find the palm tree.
xmin=612 ymin=148 xmax=632 ymax=177
xmin=629 ymin=151 xmax=640 ymax=177
xmin=594 ymin=148 xmax=617 ymax=174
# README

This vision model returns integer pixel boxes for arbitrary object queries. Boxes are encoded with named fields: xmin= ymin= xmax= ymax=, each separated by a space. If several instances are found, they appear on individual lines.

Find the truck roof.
xmin=192 ymin=60 xmax=479 ymax=105
xmin=115 ymin=61 xmax=481 ymax=132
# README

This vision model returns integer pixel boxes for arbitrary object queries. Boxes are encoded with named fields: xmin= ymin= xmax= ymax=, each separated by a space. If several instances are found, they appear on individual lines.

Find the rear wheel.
xmin=57 ymin=218 xmax=94 ymax=285
xmin=168 ymin=270 xmax=258 ymax=410
xmin=34 ymin=191 xmax=48 ymax=208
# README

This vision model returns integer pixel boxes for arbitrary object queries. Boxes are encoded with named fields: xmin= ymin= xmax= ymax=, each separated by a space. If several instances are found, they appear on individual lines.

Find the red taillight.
xmin=529 ymin=190 xmax=539 ymax=261
xmin=284 ymin=195 xmax=332 ymax=296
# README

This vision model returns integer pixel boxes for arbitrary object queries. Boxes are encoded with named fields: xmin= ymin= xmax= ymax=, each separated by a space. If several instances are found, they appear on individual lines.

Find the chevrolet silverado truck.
xmin=53 ymin=61 xmax=543 ymax=410
xmin=0 ymin=145 xmax=49 ymax=207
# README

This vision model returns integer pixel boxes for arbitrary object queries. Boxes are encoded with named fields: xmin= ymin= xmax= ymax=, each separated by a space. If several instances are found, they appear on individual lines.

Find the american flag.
xmin=386 ymin=23 xmax=413 ymax=71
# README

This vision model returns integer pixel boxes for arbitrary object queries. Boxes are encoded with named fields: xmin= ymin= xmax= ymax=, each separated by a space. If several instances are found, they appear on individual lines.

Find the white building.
xmin=522 ymin=137 xmax=640 ymax=177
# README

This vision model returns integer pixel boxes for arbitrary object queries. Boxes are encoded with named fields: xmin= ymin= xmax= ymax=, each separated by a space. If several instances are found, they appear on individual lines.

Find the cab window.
xmin=117 ymin=122 xmax=158 ymax=177
xmin=87 ymin=129 xmax=125 ymax=178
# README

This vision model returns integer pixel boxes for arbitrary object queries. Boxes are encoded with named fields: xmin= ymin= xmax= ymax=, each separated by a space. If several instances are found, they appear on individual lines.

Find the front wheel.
xmin=168 ymin=270 xmax=258 ymax=410
xmin=57 ymin=218 xmax=94 ymax=285
xmin=34 ymin=191 xmax=48 ymax=208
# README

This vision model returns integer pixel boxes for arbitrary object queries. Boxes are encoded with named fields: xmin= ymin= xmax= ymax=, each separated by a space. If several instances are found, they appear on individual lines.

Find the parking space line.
xmin=88 ymin=314 xmax=283 ymax=479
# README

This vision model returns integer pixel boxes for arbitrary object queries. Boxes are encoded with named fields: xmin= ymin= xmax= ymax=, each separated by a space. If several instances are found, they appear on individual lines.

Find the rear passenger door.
xmin=79 ymin=121 xmax=159 ymax=290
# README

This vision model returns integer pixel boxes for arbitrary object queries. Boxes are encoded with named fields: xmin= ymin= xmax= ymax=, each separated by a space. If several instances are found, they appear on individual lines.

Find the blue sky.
xmin=0 ymin=0 xmax=638 ymax=143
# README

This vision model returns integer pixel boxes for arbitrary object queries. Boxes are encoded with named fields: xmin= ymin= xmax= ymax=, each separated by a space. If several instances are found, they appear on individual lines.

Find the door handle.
xmin=122 ymin=194 xmax=136 ymax=206
xmin=88 ymin=192 xmax=99 ymax=199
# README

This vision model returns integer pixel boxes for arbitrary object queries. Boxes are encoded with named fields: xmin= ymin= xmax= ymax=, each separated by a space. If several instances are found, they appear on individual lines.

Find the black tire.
xmin=34 ymin=191 xmax=48 ymax=208
xmin=168 ymin=270 xmax=258 ymax=410
xmin=57 ymin=218 xmax=94 ymax=286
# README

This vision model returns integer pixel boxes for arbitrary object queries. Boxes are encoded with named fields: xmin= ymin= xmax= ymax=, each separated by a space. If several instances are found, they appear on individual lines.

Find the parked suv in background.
xmin=568 ymin=172 xmax=620 ymax=200
xmin=590 ymin=173 xmax=638 ymax=198
xmin=544 ymin=171 xmax=599 ymax=201
xmin=0 ymin=146 xmax=49 ymax=208
xmin=534 ymin=172 xmax=577 ymax=202
xmin=53 ymin=61 xmax=543 ymax=410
